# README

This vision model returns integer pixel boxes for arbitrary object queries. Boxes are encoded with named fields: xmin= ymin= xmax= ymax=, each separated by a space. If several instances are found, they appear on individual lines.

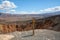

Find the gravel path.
xmin=8 ymin=29 xmax=60 ymax=40
xmin=0 ymin=29 xmax=60 ymax=40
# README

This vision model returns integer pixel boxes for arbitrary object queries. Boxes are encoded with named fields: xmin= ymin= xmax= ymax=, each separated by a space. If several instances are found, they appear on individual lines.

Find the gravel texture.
xmin=0 ymin=29 xmax=60 ymax=40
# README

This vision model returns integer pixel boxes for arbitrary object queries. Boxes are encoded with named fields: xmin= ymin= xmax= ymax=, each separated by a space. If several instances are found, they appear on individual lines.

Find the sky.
xmin=0 ymin=0 xmax=60 ymax=14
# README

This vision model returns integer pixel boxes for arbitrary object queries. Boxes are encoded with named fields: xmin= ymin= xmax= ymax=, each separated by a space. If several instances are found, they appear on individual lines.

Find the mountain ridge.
xmin=0 ymin=11 xmax=60 ymax=22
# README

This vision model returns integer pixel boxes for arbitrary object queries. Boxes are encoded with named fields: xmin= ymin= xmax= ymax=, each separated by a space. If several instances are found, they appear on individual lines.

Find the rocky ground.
xmin=0 ymin=29 xmax=60 ymax=40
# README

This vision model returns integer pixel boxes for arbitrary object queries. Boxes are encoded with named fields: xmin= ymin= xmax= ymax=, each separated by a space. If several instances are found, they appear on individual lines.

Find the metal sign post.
xmin=32 ymin=18 xmax=35 ymax=36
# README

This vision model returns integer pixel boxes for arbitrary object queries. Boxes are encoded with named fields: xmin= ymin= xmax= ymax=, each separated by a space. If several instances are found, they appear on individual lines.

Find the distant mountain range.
xmin=0 ymin=11 xmax=60 ymax=23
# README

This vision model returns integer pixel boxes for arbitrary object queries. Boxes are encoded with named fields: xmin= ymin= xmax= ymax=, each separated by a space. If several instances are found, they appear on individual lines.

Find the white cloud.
xmin=31 ymin=11 xmax=40 ymax=14
xmin=0 ymin=5 xmax=3 ymax=9
xmin=40 ymin=6 xmax=60 ymax=13
xmin=0 ymin=0 xmax=17 ymax=13
xmin=11 ymin=2 xmax=16 ymax=8
xmin=18 ymin=11 xmax=29 ymax=14
xmin=18 ymin=6 xmax=60 ymax=14
xmin=14 ymin=6 xmax=60 ymax=14
xmin=1 ymin=0 xmax=17 ymax=9
xmin=10 ymin=10 xmax=16 ymax=13
xmin=10 ymin=10 xmax=16 ymax=12
xmin=2 ymin=10 xmax=16 ymax=13
xmin=16 ymin=11 xmax=40 ymax=14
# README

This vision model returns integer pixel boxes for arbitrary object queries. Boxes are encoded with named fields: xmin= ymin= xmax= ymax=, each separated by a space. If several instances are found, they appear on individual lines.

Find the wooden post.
xmin=32 ymin=18 xmax=35 ymax=36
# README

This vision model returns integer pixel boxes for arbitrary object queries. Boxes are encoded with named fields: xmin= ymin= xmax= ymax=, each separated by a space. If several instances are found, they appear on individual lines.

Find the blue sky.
xmin=0 ymin=0 xmax=60 ymax=14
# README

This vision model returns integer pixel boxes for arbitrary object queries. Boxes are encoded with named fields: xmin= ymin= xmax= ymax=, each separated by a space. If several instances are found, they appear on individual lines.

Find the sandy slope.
xmin=0 ymin=34 xmax=14 ymax=40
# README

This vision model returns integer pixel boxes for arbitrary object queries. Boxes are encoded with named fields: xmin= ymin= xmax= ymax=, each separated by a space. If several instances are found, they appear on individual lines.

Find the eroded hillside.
xmin=0 ymin=15 xmax=60 ymax=33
